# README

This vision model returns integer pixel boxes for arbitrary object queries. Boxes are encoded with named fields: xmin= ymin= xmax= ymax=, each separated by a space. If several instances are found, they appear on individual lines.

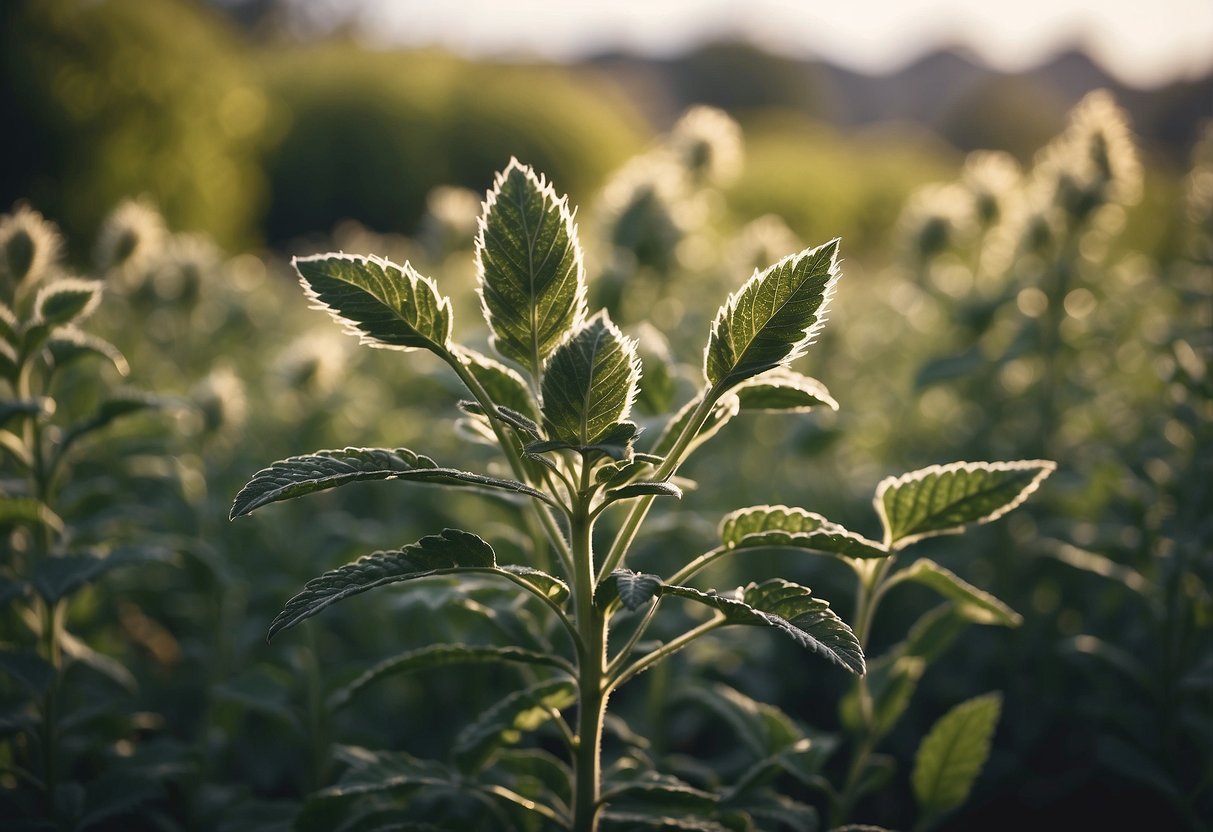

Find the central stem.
xmin=571 ymin=478 xmax=607 ymax=831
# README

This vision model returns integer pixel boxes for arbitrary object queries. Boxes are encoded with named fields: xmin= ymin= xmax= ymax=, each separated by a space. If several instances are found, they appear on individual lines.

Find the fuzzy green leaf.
xmin=876 ymin=460 xmax=1056 ymax=549
xmin=294 ymin=253 xmax=452 ymax=354
xmin=912 ymin=692 xmax=1002 ymax=820
xmin=459 ymin=348 xmax=538 ymax=420
xmin=890 ymin=559 xmax=1022 ymax=627
xmin=47 ymin=327 xmax=129 ymax=376
xmin=720 ymin=505 xmax=888 ymax=560
xmin=598 ymin=569 xmax=663 ymax=611
xmin=453 ymin=678 xmax=577 ymax=771
xmin=607 ymin=480 xmax=683 ymax=501
xmin=476 ymin=159 xmax=587 ymax=374
xmin=328 ymin=643 xmax=571 ymax=711
xmin=231 ymin=447 xmax=553 ymax=519
xmin=540 ymin=311 xmax=640 ymax=446
xmin=633 ymin=322 xmax=677 ymax=415
xmin=735 ymin=368 xmax=838 ymax=412
xmin=664 ymin=579 xmax=864 ymax=674
xmin=33 ymin=278 xmax=102 ymax=327
xmin=268 ymin=529 xmax=500 ymax=640
xmin=526 ymin=421 xmax=640 ymax=462
xmin=704 ymin=239 xmax=840 ymax=390
xmin=499 ymin=564 xmax=571 ymax=604
xmin=651 ymin=393 xmax=740 ymax=458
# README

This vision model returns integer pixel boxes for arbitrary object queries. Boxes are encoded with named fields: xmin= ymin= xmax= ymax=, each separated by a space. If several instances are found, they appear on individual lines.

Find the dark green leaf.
xmin=60 ymin=629 xmax=137 ymax=692
xmin=735 ymin=368 xmax=838 ymax=413
xmin=61 ymin=390 xmax=165 ymax=453
xmin=231 ymin=447 xmax=553 ymax=519
xmin=889 ymin=559 xmax=1021 ymax=627
xmin=46 ymin=326 xmax=129 ymax=376
xmin=704 ymin=239 xmax=840 ymax=390
xmin=294 ymin=253 xmax=452 ymax=353
xmin=476 ymin=159 xmax=587 ymax=374
xmin=600 ymin=811 xmax=732 ymax=831
xmin=912 ymin=692 xmax=1002 ymax=820
xmin=664 ymin=580 xmax=864 ymax=674
xmin=0 ymin=301 xmax=17 ymax=345
xmin=32 ymin=546 xmax=169 ymax=604
xmin=499 ymin=564 xmax=570 ymax=603
xmin=314 ymin=747 xmax=455 ymax=801
xmin=268 ymin=529 xmax=499 ymax=640
xmin=453 ymin=678 xmax=577 ymax=771
xmin=876 ymin=460 xmax=1055 ymax=548
xmin=526 ymin=421 xmax=640 ymax=462
xmin=485 ymin=748 xmax=572 ymax=814
xmin=601 ymin=772 xmax=718 ymax=812
xmin=678 ymin=683 xmax=810 ymax=759
xmin=0 ymin=339 xmax=16 ymax=381
xmin=1062 ymin=634 xmax=1156 ymax=694
xmin=0 ymin=576 xmax=27 ymax=608
xmin=0 ymin=398 xmax=52 ymax=427
xmin=0 ymin=649 xmax=55 ymax=697
xmin=540 ymin=311 xmax=640 ymax=446
xmin=598 ymin=570 xmax=663 ymax=611
xmin=329 ymin=644 xmax=572 ymax=711
xmin=606 ymin=481 xmax=683 ymax=501
xmin=33 ymin=278 xmax=102 ymax=327
xmin=719 ymin=505 xmax=888 ymax=560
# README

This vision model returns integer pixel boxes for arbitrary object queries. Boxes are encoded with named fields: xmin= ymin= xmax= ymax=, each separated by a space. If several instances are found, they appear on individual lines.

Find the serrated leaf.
xmin=679 ymin=683 xmax=810 ymax=759
xmin=540 ymin=311 xmax=640 ymax=446
xmin=735 ymin=368 xmax=838 ymax=412
xmin=598 ymin=570 xmax=663 ymax=611
xmin=499 ymin=564 xmax=570 ymax=603
xmin=486 ymin=748 xmax=572 ymax=814
xmin=33 ymin=278 xmax=102 ymax=327
xmin=664 ymin=579 xmax=864 ymax=674
xmin=294 ymin=253 xmax=452 ymax=354
xmin=0 ymin=649 xmax=55 ymax=697
xmin=890 ymin=559 xmax=1021 ymax=627
xmin=651 ymin=393 xmax=740 ymax=458
xmin=0 ymin=497 xmax=64 ymax=533
xmin=720 ymin=505 xmax=888 ymax=559
xmin=454 ymin=678 xmax=577 ymax=771
xmin=476 ymin=159 xmax=587 ymax=374
xmin=314 ymin=748 xmax=455 ymax=801
xmin=458 ymin=348 xmax=538 ymax=420
xmin=607 ymin=481 xmax=683 ymax=501
xmin=268 ymin=529 xmax=501 ymax=640
xmin=704 ymin=239 xmax=840 ymax=390
xmin=46 ymin=326 xmax=129 ymax=376
xmin=876 ymin=460 xmax=1055 ymax=548
xmin=231 ymin=447 xmax=553 ymax=519
xmin=601 ymin=772 xmax=718 ymax=811
xmin=0 ymin=302 xmax=18 ymax=345
xmin=912 ymin=692 xmax=1002 ymax=820
xmin=329 ymin=644 xmax=572 ymax=711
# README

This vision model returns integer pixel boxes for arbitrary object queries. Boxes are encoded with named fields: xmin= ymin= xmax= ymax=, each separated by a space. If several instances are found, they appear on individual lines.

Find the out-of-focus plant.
xmin=0 ymin=204 xmax=170 ymax=828
xmin=231 ymin=158 xmax=1052 ymax=831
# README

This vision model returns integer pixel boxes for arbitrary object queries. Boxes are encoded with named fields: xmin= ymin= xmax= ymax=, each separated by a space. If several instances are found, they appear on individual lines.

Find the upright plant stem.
xmin=570 ymin=478 xmax=606 ymax=832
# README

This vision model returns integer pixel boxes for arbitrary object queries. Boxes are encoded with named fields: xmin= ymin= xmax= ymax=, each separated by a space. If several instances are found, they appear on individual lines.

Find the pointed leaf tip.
xmin=293 ymin=252 xmax=452 ymax=354
xmin=704 ymin=239 xmax=841 ymax=391
xmin=476 ymin=161 xmax=587 ymax=376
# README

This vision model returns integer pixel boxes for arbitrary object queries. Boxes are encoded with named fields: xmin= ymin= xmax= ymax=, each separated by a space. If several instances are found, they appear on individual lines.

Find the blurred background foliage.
xmin=0 ymin=0 xmax=1210 ymax=829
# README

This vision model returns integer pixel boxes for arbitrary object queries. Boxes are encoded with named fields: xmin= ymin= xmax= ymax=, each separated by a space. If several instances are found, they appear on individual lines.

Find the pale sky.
xmin=291 ymin=0 xmax=1213 ymax=87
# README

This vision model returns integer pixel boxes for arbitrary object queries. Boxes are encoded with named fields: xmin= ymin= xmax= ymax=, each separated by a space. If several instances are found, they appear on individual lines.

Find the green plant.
xmin=0 ymin=204 xmax=169 ymax=828
xmin=232 ymin=159 xmax=1053 ymax=831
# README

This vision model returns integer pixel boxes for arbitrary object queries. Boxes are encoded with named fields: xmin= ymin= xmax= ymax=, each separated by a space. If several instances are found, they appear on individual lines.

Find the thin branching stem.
xmin=608 ymin=615 xmax=724 ymax=691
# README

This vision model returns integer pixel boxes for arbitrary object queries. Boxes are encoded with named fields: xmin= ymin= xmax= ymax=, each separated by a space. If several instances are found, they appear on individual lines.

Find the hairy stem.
xmin=571 ymin=467 xmax=606 ymax=832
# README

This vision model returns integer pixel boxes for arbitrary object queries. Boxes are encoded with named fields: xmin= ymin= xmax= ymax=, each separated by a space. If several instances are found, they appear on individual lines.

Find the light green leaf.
xmin=540 ymin=311 xmax=640 ymax=446
xmin=231 ymin=447 xmax=554 ymax=519
xmin=476 ymin=159 xmax=587 ymax=374
xmin=664 ymin=579 xmax=864 ymax=674
xmin=735 ymin=368 xmax=838 ymax=413
xmin=268 ymin=529 xmax=501 ymax=640
xmin=0 ymin=497 xmax=64 ymax=534
xmin=598 ymin=569 xmax=663 ymax=611
xmin=33 ymin=278 xmax=103 ymax=327
xmin=720 ymin=505 xmax=888 ymax=560
xmin=912 ymin=692 xmax=1002 ymax=820
xmin=328 ymin=643 xmax=572 ymax=711
xmin=458 ymin=348 xmax=538 ymax=420
xmin=704 ymin=239 xmax=840 ymax=390
xmin=889 ymin=559 xmax=1021 ymax=626
xmin=46 ymin=327 xmax=129 ymax=376
xmin=876 ymin=460 xmax=1056 ymax=549
xmin=294 ymin=252 xmax=452 ymax=354
xmin=633 ymin=322 xmax=677 ymax=415
xmin=0 ymin=302 xmax=18 ymax=345
xmin=651 ymin=393 xmax=740 ymax=458
xmin=454 ymin=678 xmax=577 ymax=771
